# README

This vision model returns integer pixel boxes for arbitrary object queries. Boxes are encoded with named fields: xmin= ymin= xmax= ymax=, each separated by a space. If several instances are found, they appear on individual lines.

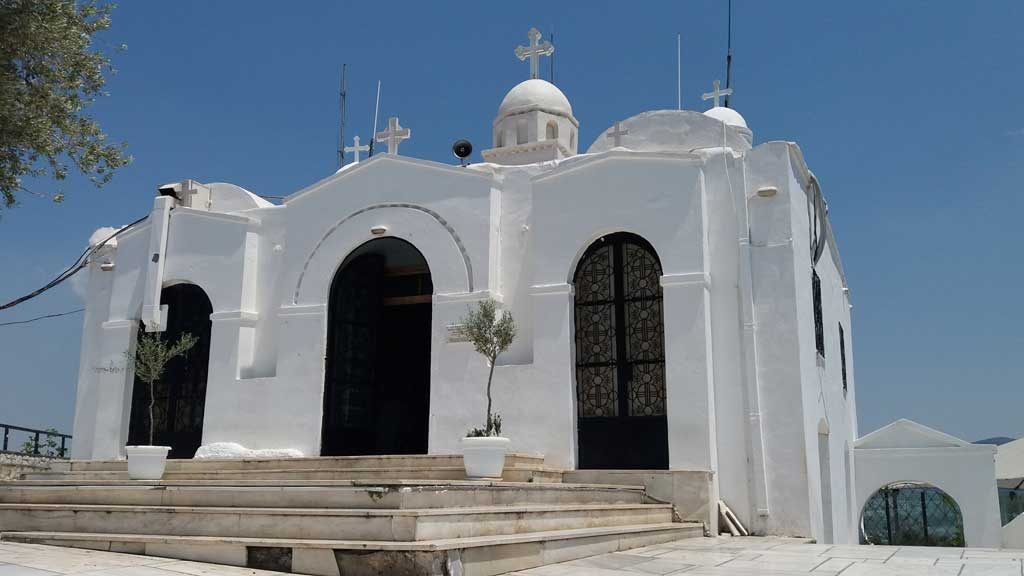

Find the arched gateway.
xmin=573 ymin=233 xmax=668 ymax=469
xmin=322 ymin=238 xmax=432 ymax=456
xmin=128 ymin=283 xmax=213 ymax=459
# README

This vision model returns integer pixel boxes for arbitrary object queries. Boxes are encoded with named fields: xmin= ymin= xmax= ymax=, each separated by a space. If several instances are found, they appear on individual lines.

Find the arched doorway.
xmin=128 ymin=283 xmax=212 ymax=459
xmin=573 ymin=232 xmax=668 ymax=469
xmin=322 ymin=238 xmax=432 ymax=456
xmin=860 ymin=482 xmax=965 ymax=546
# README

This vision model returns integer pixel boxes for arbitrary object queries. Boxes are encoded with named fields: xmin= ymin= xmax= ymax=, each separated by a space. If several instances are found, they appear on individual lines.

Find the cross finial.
xmin=701 ymin=79 xmax=733 ymax=108
xmin=515 ymin=27 xmax=554 ymax=80
xmin=343 ymin=135 xmax=370 ymax=164
xmin=606 ymin=121 xmax=629 ymax=147
xmin=375 ymin=117 xmax=411 ymax=155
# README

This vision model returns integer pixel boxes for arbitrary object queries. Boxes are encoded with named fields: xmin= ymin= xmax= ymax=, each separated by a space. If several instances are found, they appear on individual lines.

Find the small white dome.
xmin=703 ymin=106 xmax=748 ymax=129
xmin=498 ymin=79 xmax=572 ymax=118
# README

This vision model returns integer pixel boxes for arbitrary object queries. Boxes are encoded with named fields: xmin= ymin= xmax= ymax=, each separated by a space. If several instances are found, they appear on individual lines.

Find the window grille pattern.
xmin=813 ymin=270 xmax=825 ymax=357
xmin=860 ymin=483 xmax=965 ymax=547
xmin=574 ymin=234 xmax=666 ymax=418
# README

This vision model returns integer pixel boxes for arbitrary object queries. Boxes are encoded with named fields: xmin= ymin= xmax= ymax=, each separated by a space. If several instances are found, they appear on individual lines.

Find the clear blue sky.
xmin=1 ymin=1 xmax=1022 ymax=443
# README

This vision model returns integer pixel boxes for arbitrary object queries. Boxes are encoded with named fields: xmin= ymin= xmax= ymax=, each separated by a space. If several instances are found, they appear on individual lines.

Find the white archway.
xmin=293 ymin=204 xmax=474 ymax=305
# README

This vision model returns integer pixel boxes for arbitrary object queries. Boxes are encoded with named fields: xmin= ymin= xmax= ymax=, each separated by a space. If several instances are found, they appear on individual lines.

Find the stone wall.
xmin=0 ymin=453 xmax=53 ymax=480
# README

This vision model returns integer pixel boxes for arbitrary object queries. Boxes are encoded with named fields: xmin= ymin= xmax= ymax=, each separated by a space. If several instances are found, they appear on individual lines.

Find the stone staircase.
xmin=0 ymin=455 xmax=703 ymax=575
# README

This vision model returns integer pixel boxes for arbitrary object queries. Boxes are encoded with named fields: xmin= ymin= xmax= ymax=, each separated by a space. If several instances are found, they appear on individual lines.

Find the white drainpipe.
xmin=140 ymin=195 xmax=174 ymax=332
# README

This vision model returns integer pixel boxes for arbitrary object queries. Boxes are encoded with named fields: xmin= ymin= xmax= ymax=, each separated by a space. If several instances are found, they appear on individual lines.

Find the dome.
xmin=498 ymin=79 xmax=572 ymax=118
xmin=703 ymin=106 xmax=748 ymax=129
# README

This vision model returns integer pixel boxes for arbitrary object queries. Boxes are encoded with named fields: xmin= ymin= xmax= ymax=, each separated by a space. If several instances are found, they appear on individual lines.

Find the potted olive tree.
xmin=460 ymin=299 xmax=516 ymax=479
xmin=125 ymin=331 xmax=196 ymax=480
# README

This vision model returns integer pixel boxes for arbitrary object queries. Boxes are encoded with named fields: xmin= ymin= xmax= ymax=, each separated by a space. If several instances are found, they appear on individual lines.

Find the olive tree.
xmin=460 ymin=299 xmax=516 ymax=437
xmin=0 ymin=0 xmax=130 ymax=212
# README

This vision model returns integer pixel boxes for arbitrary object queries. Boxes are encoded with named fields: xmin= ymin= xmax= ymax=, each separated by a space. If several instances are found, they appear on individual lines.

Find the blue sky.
xmin=1 ymin=1 xmax=1022 ymax=443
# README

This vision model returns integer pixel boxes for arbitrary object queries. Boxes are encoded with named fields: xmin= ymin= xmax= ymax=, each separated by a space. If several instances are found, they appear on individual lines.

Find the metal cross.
xmin=375 ymin=117 xmax=411 ymax=155
xmin=515 ymin=27 xmax=554 ymax=80
xmin=343 ymin=135 xmax=369 ymax=164
xmin=606 ymin=121 xmax=629 ymax=147
xmin=702 ymin=79 xmax=733 ymax=108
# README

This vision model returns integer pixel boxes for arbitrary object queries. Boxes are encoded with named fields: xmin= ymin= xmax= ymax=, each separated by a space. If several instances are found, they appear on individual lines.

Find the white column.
xmin=527 ymin=283 xmax=578 ymax=469
xmin=661 ymin=273 xmax=717 ymax=472
xmin=90 ymin=319 xmax=138 ymax=459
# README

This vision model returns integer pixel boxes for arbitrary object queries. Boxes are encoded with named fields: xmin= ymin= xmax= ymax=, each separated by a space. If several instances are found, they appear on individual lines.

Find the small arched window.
xmin=496 ymin=130 xmax=504 ymax=148
xmin=546 ymin=120 xmax=558 ymax=140
xmin=516 ymin=120 xmax=528 ymax=145
xmin=569 ymin=130 xmax=576 ymax=150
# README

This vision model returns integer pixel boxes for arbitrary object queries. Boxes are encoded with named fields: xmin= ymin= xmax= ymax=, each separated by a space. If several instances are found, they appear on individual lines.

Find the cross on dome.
xmin=515 ymin=27 xmax=554 ymax=80
xmin=375 ymin=117 xmax=411 ymax=155
xmin=702 ymin=79 xmax=733 ymax=108
xmin=606 ymin=121 xmax=629 ymax=147
xmin=343 ymin=135 xmax=369 ymax=164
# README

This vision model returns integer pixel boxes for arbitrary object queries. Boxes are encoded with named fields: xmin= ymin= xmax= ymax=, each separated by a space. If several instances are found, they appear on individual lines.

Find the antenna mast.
xmin=338 ymin=64 xmax=347 ymax=168
xmin=550 ymin=28 xmax=555 ymax=83
xmin=677 ymin=33 xmax=682 ymax=110
xmin=724 ymin=0 xmax=733 ymax=108
xmin=368 ymin=80 xmax=381 ymax=157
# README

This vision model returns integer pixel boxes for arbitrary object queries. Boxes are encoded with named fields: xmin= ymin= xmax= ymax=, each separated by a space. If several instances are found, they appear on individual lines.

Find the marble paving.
xmin=508 ymin=536 xmax=1024 ymax=575
xmin=0 ymin=541 xmax=286 ymax=576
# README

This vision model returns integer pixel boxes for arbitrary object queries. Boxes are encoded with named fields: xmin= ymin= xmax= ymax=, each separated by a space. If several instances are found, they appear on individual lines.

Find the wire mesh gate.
xmin=860 ymin=482 xmax=965 ymax=547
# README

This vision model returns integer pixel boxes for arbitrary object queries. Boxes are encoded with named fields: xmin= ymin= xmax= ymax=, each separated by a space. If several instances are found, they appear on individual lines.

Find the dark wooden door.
xmin=574 ymin=233 xmax=668 ymax=469
xmin=128 ymin=284 xmax=212 ymax=459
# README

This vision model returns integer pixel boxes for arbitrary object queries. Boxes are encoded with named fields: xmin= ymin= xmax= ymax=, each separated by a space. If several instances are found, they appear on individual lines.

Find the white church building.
xmin=70 ymin=30 xmax=860 ymax=544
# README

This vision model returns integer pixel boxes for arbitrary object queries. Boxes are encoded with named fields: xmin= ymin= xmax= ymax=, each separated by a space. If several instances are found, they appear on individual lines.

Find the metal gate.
xmin=860 ymin=482 xmax=965 ymax=547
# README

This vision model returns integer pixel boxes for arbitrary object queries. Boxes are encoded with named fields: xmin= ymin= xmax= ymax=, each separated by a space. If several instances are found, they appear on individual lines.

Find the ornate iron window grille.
xmin=839 ymin=323 xmax=848 ymax=395
xmin=812 ymin=270 xmax=825 ymax=358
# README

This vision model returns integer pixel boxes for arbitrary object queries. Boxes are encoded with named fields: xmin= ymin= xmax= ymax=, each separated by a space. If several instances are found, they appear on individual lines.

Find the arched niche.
xmin=860 ymin=481 xmax=965 ymax=547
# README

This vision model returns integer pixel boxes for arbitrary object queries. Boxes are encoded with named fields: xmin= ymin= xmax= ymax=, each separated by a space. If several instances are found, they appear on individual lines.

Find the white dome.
xmin=703 ymin=106 xmax=748 ymax=129
xmin=498 ymin=79 xmax=572 ymax=118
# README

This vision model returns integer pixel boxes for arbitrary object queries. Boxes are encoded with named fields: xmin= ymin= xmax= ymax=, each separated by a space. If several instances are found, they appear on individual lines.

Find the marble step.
xmin=56 ymin=453 xmax=546 ymax=473
xmin=24 ymin=465 xmax=565 ymax=483
xmin=0 ymin=523 xmax=704 ymax=576
xmin=0 ymin=481 xmax=649 ymax=509
xmin=0 ymin=502 xmax=674 ymax=541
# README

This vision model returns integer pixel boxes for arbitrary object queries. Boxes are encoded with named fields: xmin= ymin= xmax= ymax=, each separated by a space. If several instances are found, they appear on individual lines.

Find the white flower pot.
xmin=461 ymin=436 xmax=510 ymax=479
xmin=125 ymin=446 xmax=170 ymax=480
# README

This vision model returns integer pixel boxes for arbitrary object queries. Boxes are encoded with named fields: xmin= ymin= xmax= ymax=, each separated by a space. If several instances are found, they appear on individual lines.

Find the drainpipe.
xmin=141 ymin=195 xmax=174 ymax=332
xmin=738 ymin=167 xmax=770 ymax=521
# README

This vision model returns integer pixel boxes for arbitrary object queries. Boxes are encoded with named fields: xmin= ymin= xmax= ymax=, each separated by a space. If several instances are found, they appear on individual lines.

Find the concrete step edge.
xmin=0 ymin=480 xmax=645 ymax=491
xmin=0 ymin=522 xmax=702 ymax=552
xmin=0 ymin=502 xmax=672 ymax=517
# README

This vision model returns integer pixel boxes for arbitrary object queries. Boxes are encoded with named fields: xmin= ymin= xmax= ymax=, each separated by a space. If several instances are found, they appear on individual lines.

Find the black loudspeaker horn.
xmin=452 ymin=139 xmax=472 ymax=165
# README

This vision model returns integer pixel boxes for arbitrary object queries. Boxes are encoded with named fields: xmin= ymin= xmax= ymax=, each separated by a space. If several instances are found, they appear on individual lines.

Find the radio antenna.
xmin=724 ymin=0 xmax=733 ymax=108
xmin=368 ymin=80 xmax=381 ymax=158
xmin=338 ymin=64 xmax=347 ymax=167
xmin=677 ymin=33 xmax=682 ymax=109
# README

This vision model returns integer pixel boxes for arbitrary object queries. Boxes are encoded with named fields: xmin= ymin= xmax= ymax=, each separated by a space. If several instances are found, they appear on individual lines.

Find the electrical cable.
xmin=0 ymin=308 xmax=84 ymax=327
xmin=0 ymin=215 xmax=147 ymax=311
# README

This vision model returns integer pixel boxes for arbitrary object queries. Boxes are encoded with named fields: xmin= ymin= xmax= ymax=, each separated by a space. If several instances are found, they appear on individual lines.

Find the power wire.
xmin=0 ymin=308 xmax=84 ymax=327
xmin=0 ymin=215 xmax=147 ymax=311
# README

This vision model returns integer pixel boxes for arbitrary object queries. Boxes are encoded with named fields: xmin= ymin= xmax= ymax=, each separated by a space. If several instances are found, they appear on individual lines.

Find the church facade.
xmin=70 ymin=35 xmax=856 ymax=544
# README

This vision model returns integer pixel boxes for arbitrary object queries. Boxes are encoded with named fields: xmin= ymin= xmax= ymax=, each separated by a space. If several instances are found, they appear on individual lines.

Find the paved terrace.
xmin=510 ymin=537 xmax=1024 ymax=576
xmin=0 ymin=541 xmax=285 ymax=576
xmin=4 ymin=537 xmax=1024 ymax=575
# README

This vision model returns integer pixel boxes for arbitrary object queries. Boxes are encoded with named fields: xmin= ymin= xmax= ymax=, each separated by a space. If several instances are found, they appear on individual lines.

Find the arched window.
xmin=573 ymin=232 xmax=667 ymax=469
xmin=570 ymin=130 xmax=576 ymax=150
xmin=496 ymin=130 xmax=504 ymax=148
xmin=861 ymin=482 xmax=964 ymax=546
xmin=546 ymin=120 xmax=558 ymax=140
xmin=516 ymin=120 xmax=528 ymax=145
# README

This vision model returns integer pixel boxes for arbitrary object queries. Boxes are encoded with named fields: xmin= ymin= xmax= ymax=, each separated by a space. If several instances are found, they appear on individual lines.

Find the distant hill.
xmin=975 ymin=437 xmax=1016 ymax=446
